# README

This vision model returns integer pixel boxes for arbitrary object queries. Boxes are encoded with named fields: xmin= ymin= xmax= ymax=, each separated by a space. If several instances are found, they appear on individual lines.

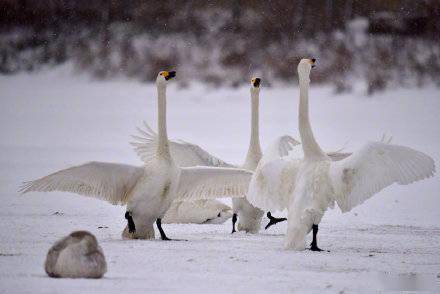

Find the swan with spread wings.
xmin=21 ymin=71 xmax=252 ymax=240
xmin=132 ymin=78 xmax=299 ymax=233
xmin=247 ymin=59 xmax=435 ymax=251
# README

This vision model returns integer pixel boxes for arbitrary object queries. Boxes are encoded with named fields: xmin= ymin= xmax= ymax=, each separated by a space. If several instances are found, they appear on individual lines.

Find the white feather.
xmin=163 ymin=200 xmax=232 ymax=224
xmin=176 ymin=166 xmax=252 ymax=200
xmin=22 ymin=73 xmax=257 ymax=240
xmin=248 ymin=158 xmax=301 ymax=212
xmin=284 ymin=59 xmax=436 ymax=250
xmin=131 ymin=121 xmax=233 ymax=168
xmin=249 ymin=59 xmax=436 ymax=250
xmin=329 ymin=141 xmax=436 ymax=212
xmin=248 ymin=137 xmax=350 ymax=212
xmin=20 ymin=162 xmax=143 ymax=205
xmin=258 ymin=135 xmax=300 ymax=166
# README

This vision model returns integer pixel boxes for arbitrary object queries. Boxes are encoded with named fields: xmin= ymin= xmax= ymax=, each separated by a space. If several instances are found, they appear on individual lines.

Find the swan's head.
xmin=250 ymin=77 xmax=261 ymax=94
xmin=297 ymin=58 xmax=316 ymax=80
xmin=156 ymin=70 xmax=176 ymax=86
xmin=251 ymin=77 xmax=261 ymax=89
xmin=69 ymin=231 xmax=98 ymax=252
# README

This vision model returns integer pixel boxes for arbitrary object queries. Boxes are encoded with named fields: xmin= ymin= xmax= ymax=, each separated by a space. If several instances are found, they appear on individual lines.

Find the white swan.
xmin=132 ymin=121 xmax=234 ymax=225
xmin=163 ymin=199 xmax=232 ymax=224
xmin=21 ymin=71 xmax=252 ymax=240
xmin=132 ymin=78 xmax=299 ymax=233
xmin=248 ymin=58 xmax=435 ymax=251
xmin=45 ymin=231 xmax=107 ymax=278
xmin=231 ymin=78 xmax=291 ymax=233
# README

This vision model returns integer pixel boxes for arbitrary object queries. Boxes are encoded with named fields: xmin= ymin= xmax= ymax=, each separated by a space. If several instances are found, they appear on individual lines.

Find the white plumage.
xmin=330 ymin=141 xmax=435 ymax=212
xmin=177 ymin=166 xmax=251 ymax=200
xmin=248 ymin=59 xmax=436 ymax=251
xmin=131 ymin=121 xmax=234 ymax=224
xmin=20 ymin=162 xmax=143 ymax=205
xmin=248 ymin=158 xmax=301 ymax=212
xmin=131 ymin=121 xmax=233 ymax=168
xmin=22 ymin=71 xmax=252 ymax=240
xmin=132 ymin=78 xmax=300 ymax=233
xmin=248 ymin=146 xmax=352 ymax=213
xmin=163 ymin=200 xmax=232 ymax=224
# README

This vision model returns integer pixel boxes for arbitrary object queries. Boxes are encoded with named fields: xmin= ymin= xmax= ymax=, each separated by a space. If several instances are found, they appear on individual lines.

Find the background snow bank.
xmin=0 ymin=66 xmax=439 ymax=293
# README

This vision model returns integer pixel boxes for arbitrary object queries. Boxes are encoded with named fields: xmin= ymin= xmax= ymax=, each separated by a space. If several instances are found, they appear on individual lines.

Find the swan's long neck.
xmin=298 ymin=75 xmax=326 ymax=160
xmin=244 ymin=89 xmax=262 ymax=168
xmin=156 ymin=84 xmax=171 ymax=159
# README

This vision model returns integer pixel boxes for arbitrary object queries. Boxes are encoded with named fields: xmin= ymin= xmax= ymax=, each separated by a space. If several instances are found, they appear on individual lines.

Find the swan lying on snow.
xmin=45 ymin=231 xmax=106 ymax=278
xmin=132 ymin=78 xmax=298 ymax=233
xmin=163 ymin=199 xmax=232 ymax=224
xmin=248 ymin=58 xmax=436 ymax=251
xmin=21 ymin=71 xmax=252 ymax=240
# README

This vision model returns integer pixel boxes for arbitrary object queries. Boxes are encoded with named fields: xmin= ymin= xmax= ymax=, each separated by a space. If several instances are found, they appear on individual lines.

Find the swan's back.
xmin=163 ymin=200 xmax=232 ymax=224
xmin=45 ymin=231 xmax=107 ymax=278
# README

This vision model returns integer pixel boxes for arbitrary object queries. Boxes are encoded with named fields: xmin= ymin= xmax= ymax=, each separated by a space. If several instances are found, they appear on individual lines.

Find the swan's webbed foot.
xmin=264 ymin=212 xmax=287 ymax=230
xmin=125 ymin=211 xmax=136 ymax=233
xmin=310 ymin=244 xmax=324 ymax=252
xmin=231 ymin=213 xmax=237 ymax=234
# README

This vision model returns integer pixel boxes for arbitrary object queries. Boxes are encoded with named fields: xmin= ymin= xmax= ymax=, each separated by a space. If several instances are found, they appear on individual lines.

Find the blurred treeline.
xmin=0 ymin=0 xmax=439 ymax=93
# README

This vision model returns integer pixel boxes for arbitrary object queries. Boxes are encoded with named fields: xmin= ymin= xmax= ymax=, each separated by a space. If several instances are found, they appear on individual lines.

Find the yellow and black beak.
xmin=162 ymin=71 xmax=176 ymax=80
xmin=251 ymin=77 xmax=261 ymax=88
xmin=309 ymin=58 xmax=316 ymax=68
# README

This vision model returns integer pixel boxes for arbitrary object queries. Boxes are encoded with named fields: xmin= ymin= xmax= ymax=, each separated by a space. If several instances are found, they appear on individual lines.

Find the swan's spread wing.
xmin=131 ymin=121 xmax=233 ymax=167
xmin=247 ymin=158 xmax=301 ymax=212
xmin=329 ymin=142 xmax=435 ymax=212
xmin=262 ymin=136 xmax=349 ymax=163
xmin=259 ymin=135 xmax=300 ymax=166
xmin=175 ymin=167 xmax=252 ymax=200
xmin=20 ymin=162 xmax=143 ymax=205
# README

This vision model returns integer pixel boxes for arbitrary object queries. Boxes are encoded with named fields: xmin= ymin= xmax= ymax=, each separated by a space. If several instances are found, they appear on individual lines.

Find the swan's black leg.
xmin=265 ymin=212 xmax=287 ymax=230
xmin=125 ymin=211 xmax=136 ymax=233
xmin=156 ymin=219 xmax=187 ymax=241
xmin=310 ymin=224 xmax=323 ymax=251
xmin=231 ymin=213 xmax=237 ymax=233
xmin=156 ymin=218 xmax=171 ymax=240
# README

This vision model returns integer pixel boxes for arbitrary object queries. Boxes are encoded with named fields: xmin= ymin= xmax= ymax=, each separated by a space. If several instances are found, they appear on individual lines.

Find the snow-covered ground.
xmin=1 ymin=65 xmax=439 ymax=293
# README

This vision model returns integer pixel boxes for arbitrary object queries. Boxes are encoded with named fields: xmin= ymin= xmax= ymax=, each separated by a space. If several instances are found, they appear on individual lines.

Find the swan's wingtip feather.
xmin=18 ymin=181 xmax=32 ymax=194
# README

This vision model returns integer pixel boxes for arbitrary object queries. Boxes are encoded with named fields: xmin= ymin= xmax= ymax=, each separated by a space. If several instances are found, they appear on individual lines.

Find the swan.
xmin=131 ymin=121 xmax=235 ymax=225
xmin=248 ymin=58 xmax=435 ymax=251
xmin=131 ymin=78 xmax=299 ymax=233
xmin=163 ymin=199 xmax=232 ymax=224
xmin=45 ymin=231 xmax=106 ymax=278
xmin=21 ymin=70 xmax=252 ymax=240
xmin=231 ymin=77 xmax=290 ymax=233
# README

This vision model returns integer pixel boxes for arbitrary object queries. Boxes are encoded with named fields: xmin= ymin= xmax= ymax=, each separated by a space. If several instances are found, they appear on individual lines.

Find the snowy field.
xmin=1 ymin=65 xmax=439 ymax=293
